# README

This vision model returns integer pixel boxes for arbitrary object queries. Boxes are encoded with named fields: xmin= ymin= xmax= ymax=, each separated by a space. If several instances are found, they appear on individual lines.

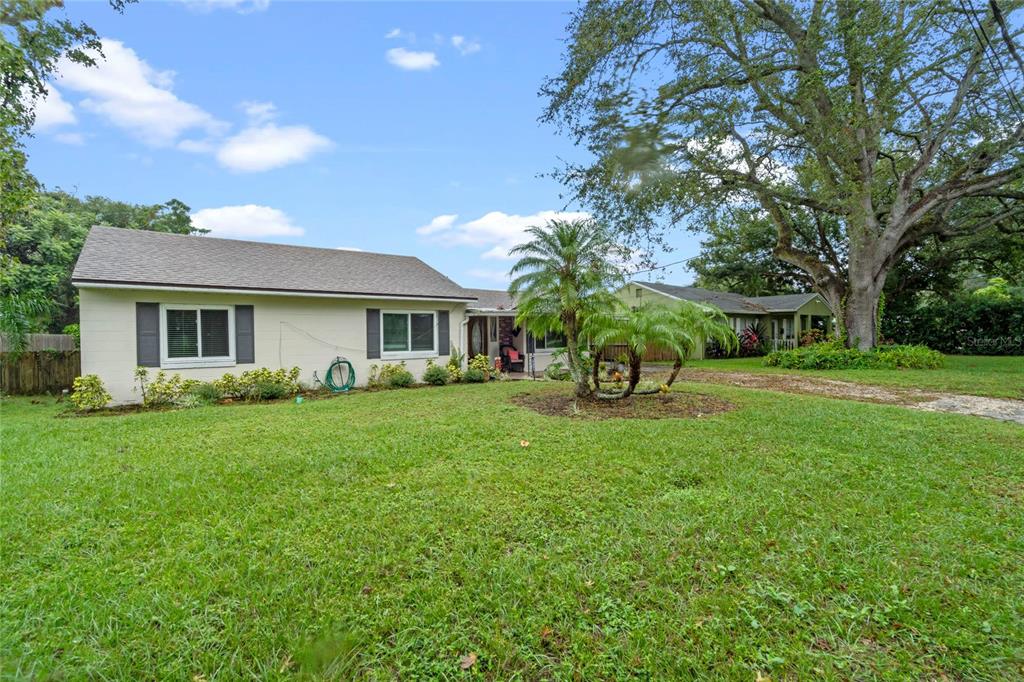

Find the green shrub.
xmin=368 ymin=362 xmax=414 ymax=389
xmin=251 ymin=380 xmax=290 ymax=400
xmin=387 ymin=368 xmax=414 ymax=388
xmin=70 ymin=374 xmax=111 ymax=411
xmin=883 ymin=286 xmax=1023 ymax=355
xmin=544 ymin=361 xmax=571 ymax=381
xmin=446 ymin=347 xmax=464 ymax=382
xmin=799 ymin=328 xmax=826 ymax=346
xmin=422 ymin=361 xmax=449 ymax=386
xmin=463 ymin=367 xmax=486 ymax=383
xmin=468 ymin=353 xmax=492 ymax=380
xmin=214 ymin=367 xmax=301 ymax=401
xmin=135 ymin=369 xmax=200 ymax=407
xmin=764 ymin=342 xmax=943 ymax=370
xmin=133 ymin=366 xmax=300 ymax=407
xmin=173 ymin=393 xmax=206 ymax=410
xmin=62 ymin=323 xmax=80 ymax=348
xmin=188 ymin=382 xmax=223 ymax=403
xmin=873 ymin=344 xmax=944 ymax=369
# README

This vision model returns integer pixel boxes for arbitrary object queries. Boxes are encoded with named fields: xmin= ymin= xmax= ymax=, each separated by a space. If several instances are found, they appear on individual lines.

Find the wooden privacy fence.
xmin=597 ymin=343 xmax=680 ymax=362
xmin=1 ymin=351 xmax=81 ymax=395
xmin=0 ymin=333 xmax=77 ymax=352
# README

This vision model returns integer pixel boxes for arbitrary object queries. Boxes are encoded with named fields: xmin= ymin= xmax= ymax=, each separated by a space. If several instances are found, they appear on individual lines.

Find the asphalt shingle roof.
xmin=465 ymin=288 xmax=516 ymax=311
xmin=747 ymin=293 xmax=822 ymax=312
xmin=638 ymin=282 xmax=767 ymax=314
xmin=637 ymin=282 xmax=822 ymax=314
xmin=72 ymin=226 xmax=475 ymax=300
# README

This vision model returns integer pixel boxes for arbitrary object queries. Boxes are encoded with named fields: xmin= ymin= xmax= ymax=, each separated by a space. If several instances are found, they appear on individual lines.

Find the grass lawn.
xmin=686 ymin=355 xmax=1024 ymax=400
xmin=3 ymin=383 xmax=1023 ymax=679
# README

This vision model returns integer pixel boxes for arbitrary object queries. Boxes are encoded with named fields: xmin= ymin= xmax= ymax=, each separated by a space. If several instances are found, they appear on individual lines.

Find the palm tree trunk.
xmin=590 ymin=345 xmax=601 ymax=392
xmin=665 ymin=355 xmax=684 ymax=387
xmin=620 ymin=352 xmax=642 ymax=398
xmin=564 ymin=318 xmax=590 ymax=399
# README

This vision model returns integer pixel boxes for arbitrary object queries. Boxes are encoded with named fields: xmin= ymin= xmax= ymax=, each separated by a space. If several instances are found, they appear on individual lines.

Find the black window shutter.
xmin=136 ymin=302 xmax=160 ymax=367
xmin=526 ymin=332 xmax=536 ymax=352
xmin=366 ymin=309 xmax=380 ymax=359
xmin=235 ymin=305 xmax=255 ymax=363
xmin=437 ymin=310 xmax=449 ymax=355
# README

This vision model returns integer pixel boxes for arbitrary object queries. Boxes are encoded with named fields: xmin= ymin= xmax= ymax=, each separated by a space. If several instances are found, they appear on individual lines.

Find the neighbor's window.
xmin=535 ymin=331 xmax=566 ymax=350
xmin=382 ymin=311 xmax=436 ymax=355
xmin=162 ymin=305 xmax=234 ymax=367
xmin=635 ymin=287 xmax=642 ymax=299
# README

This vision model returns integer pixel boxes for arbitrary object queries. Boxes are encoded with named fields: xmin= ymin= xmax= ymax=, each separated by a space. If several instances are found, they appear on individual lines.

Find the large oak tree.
xmin=544 ymin=0 xmax=1024 ymax=349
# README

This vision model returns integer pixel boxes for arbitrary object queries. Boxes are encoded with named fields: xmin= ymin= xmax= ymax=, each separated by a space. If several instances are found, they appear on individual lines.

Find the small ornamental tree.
xmin=509 ymin=218 xmax=624 ymax=399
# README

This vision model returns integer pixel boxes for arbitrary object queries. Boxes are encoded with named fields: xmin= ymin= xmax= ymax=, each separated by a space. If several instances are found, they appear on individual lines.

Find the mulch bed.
xmin=511 ymin=390 xmax=735 ymax=420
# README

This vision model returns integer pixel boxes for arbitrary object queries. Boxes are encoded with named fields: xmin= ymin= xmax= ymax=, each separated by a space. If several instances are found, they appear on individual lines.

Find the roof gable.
xmin=72 ymin=226 xmax=474 ymax=301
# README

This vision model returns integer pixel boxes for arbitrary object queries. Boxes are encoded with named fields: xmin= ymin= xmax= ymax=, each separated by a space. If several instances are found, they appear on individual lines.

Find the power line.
xmin=628 ymin=256 xmax=694 ymax=275
xmin=957 ymin=0 xmax=1024 ymax=124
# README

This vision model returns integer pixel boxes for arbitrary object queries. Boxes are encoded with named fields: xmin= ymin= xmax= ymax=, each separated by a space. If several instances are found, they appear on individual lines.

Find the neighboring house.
xmin=617 ymin=281 xmax=834 ymax=358
xmin=71 ymin=226 xmax=556 ymax=403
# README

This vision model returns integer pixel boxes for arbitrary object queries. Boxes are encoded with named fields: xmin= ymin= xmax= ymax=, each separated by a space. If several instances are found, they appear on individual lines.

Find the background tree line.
xmin=2 ymin=191 xmax=202 ymax=335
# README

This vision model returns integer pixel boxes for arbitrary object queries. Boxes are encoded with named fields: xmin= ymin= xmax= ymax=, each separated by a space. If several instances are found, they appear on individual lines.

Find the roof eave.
xmin=72 ymin=279 xmax=476 ymax=303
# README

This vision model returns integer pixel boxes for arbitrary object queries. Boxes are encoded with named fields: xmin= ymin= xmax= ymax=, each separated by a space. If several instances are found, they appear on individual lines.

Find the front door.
xmin=468 ymin=317 xmax=487 ymax=358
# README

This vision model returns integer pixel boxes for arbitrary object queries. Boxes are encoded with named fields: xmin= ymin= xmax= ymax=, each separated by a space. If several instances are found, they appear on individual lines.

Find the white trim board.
xmin=74 ymin=281 xmax=473 ymax=303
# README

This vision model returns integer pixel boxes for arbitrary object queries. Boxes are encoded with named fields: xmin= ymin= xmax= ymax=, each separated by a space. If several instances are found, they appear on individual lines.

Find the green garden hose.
xmin=315 ymin=356 xmax=356 ymax=392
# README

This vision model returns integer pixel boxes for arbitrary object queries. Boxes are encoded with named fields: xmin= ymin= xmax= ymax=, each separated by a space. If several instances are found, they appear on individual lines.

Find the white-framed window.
xmin=160 ymin=304 xmax=235 ymax=369
xmin=534 ymin=331 xmax=567 ymax=351
xmin=635 ymin=287 xmax=642 ymax=299
xmin=381 ymin=311 xmax=437 ymax=358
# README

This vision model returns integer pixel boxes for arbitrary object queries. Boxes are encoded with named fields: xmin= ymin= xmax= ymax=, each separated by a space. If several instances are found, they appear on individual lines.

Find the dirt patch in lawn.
xmin=668 ymin=368 xmax=1024 ymax=425
xmin=512 ymin=391 xmax=735 ymax=420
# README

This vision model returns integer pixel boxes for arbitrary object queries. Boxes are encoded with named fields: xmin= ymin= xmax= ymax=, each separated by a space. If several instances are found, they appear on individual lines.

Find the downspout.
xmin=458 ymin=313 xmax=469 ymax=369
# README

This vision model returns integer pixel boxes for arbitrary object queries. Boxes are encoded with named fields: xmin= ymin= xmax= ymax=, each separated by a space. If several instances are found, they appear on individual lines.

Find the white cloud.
xmin=32 ymin=87 xmax=76 ymax=131
xmin=191 ymin=205 xmax=304 ymax=239
xmin=240 ymin=100 xmax=276 ymax=125
xmin=54 ymin=132 xmax=85 ymax=145
xmin=54 ymin=38 xmax=225 ymax=147
xmin=216 ymin=123 xmax=332 ymax=172
xmin=386 ymin=47 xmax=439 ymax=71
xmin=418 ymin=210 xmax=591 ymax=260
xmin=177 ymin=138 xmax=215 ymax=154
xmin=451 ymin=35 xmax=481 ymax=56
xmin=178 ymin=0 xmax=269 ymax=13
xmin=384 ymin=28 xmax=402 ymax=39
xmin=415 ymin=214 xmax=459 ymax=235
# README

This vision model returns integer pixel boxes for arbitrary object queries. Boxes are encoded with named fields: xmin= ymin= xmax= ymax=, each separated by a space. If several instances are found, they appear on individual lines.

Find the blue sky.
xmin=27 ymin=0 xmax=699 ymax=288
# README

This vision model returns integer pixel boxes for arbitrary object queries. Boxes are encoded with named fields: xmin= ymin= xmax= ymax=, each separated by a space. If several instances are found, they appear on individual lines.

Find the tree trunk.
xmin=563 ymin=317 xmax=591 ymax=399
xmin=844 ymin=251 xmax=887 ymax=350
xmin=590 ymin=345 xmax=601 ymax=392
xmin=619 ymin=352 xmax=642 ymax=398
xmin=665 ymin=355 xmax=683 ymax=387
xmin=844 ymin=287 xmax=881 ymax=351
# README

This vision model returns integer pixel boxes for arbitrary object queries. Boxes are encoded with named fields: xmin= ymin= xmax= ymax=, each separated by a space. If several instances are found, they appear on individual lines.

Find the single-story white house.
xmin=72 ymin=226 xmax=558 ymax=403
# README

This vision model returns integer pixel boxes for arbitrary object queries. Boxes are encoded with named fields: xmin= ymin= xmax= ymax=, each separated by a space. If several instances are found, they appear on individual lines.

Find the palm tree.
xmin=586 ymin=300 xmax=736 ymax=398
xmin=587 ymin=302 xmax=691 ymax=398
xmin=662 ymin=301 xmax=736 ymax=387
xmin=509 ymin=219 xmax=622 ymax=399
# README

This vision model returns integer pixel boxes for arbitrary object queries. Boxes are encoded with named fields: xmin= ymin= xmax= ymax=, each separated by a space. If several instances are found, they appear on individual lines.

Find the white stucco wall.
xmin=79 ymin=287 xmax=468 ymax=403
